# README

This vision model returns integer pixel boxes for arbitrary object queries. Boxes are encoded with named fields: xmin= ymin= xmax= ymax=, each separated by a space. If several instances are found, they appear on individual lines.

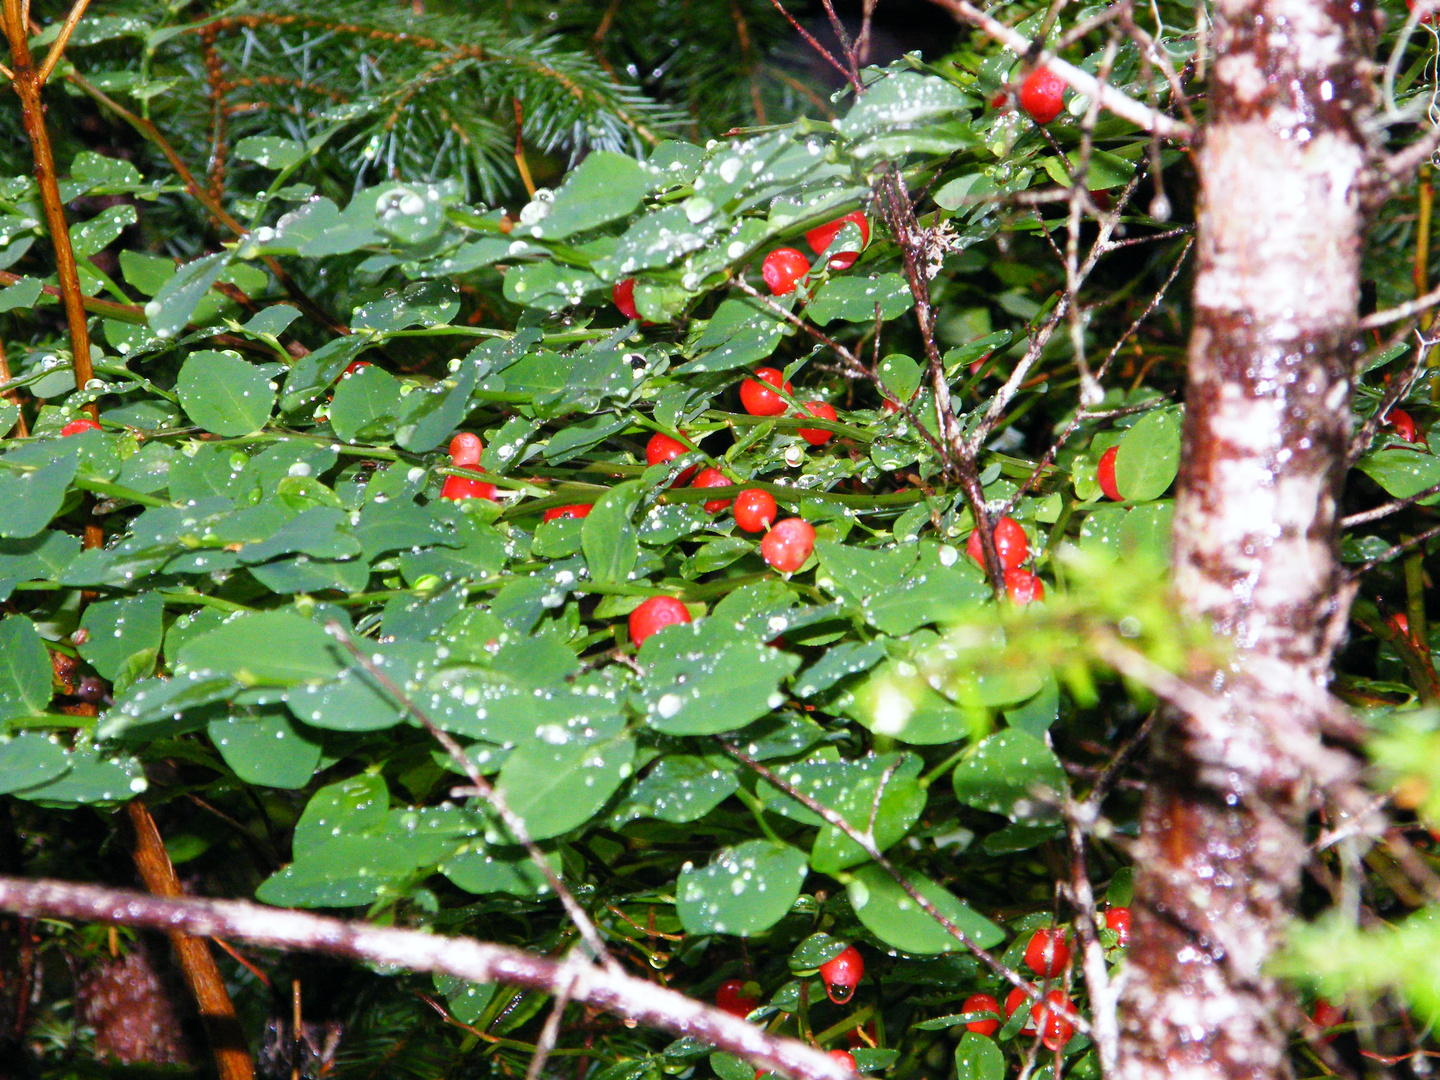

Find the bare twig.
xmin=35 ymin=0 xmax=91 ymax=85
xmin=0 ymin=876 xmax=854 ymax=1080
xmin=928 ymin=0 xmax=1191 ymax=139
xmin=325 ymin=624 xmax=621 ymax=974
xmin=1341 ymin=479 xmax=1440 ymax=527
xmin=719 ymin=743 xmax=1075 ymax=1029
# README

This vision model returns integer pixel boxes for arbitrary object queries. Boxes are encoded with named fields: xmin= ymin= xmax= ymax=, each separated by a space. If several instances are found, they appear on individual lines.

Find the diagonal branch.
xmin=928 ymin=0 xmax=1191 ymax=139
xmin=325 ymin=623 xmax=621 ymax=975
xmin=0 ymin=875 xmax=854 ymax=1080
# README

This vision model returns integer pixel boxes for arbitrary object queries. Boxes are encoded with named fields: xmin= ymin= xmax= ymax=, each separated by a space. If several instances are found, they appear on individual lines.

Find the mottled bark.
xmin=1115 ymin=1 xmax=1374 ymax=1078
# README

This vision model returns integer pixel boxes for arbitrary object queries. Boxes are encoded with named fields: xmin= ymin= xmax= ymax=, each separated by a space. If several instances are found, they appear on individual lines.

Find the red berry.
xmin=819 ymin=945 xmax=863 ymax=1005
xmin=881 ymin=398 xmax=901 ymax=414
xmin=1004 ymin=568 xmax=1045 ymax=605
xmin=342 ymin=360 xmax=373 ymax=377
xmin=734 ymin=489 xmax=778 ymax=532
xmin=715 ymin=979 xmax=758 ymax=1018
xmin=762 ymin=247 xmax=810 ymax=295
xmin=1390 ymin=612 xmax=1420 ymax=646
xmin=740 ymin=367 xmax=794 ymax=416
xmin=449 ymin=432 xmax=483 ymax=467
xmin=805 ymin=211 xmax=870 ymax=271
xmin=646 ymin=432 xmax=698 ymax=486
xmin=1032 ymin=990 xmax=1076 ymax=1051
xmin=543 ymin=503 xmax=593 ymax=522
xmin=629 ymin=595 xmax=691 ymax=646
xmin=441 ymin=474 xmax=498 ymax=502
xmin=60 ymin=417 xmax=101 ymax=437
xmin=826 ymin=1050 xmax=857 ymax=1072
xmin=1004 ymin=985 xmax=1038 ymax=1034
xmin=798 ymin=401 xmax=838 ymax=446
xmin=1096 ymin=445 xmax=1122 ymax=501
xmin=967 ymin=516 xmax=1029 ymax=571
xmin=1019 ymin=66 xmax=1066 ymax=124
xmin=691 ymin=467 xmax=734 ymax=513
xmin=1104 ymin=906 xmax=1131 ymax=947
xmin=1312 ymin=998 xmax=1344 ymax=1043
xmin=1387 ymin=408 xmax=1420 ymax=443
xmin=1024 ymin=928 xmax=1070 ymax=978
xmin=761 ymin=518 xmax=815 ymax=573
xmin=1410 ymin=0 xmax=1436 ymax=23
xmin=962 ymin=992 xmax=1001 ymax=1036
xmin=613 ymin=278 xmax=640 ymax=320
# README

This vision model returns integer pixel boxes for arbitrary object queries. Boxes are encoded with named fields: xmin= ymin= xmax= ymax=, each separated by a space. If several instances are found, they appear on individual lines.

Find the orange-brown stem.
xmin=127 ymin=802 xmax=254 ymax=1080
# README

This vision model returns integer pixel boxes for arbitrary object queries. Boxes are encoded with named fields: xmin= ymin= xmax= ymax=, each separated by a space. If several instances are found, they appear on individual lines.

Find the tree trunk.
xmin=1115 ymin=1 xmax=1374 ymax=1077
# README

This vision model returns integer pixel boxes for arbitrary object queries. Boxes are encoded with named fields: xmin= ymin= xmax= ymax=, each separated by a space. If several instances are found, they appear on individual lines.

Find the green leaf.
xmin=536 ymin=151 xmax=650 ymax=239
xmin=0 ymin=455 xmax=80 ymax=539
xmin=353 ymin=280 xmax=460 ymax=332
xmin=806 ymin=274 xmax=914 ymax=325
xmin=835 ymin=72 xmax=978 ymax=157
xmin=846 ymin=863 xmax=1003 ymax=954
xmin=208 ymin=708 xmax=323 ymax=789
xmin=176 ymin=611 xmax=343 ymax=687
xmin=144 ymin=251 xmax=230 ymax=338
xmin=676 ymin=839 xmax=809 ymax=936
xmin=329 ymin=364 xmax=405 ymax=444
xmin=1357 ymin=447 xmax=1440 ymax=502
xmin=0 ymin=276 xmax=42 ymax=313
xmin=811 ymin=766 xmax=927 ymax=874
xmin=444 ymin=846 xmax=559 ymax=897
xmin=12 ymin=746 xmax=146 ymax=806
xmin=582 ymin=480 xmax=644 ymax=584
xmin=176 ymin=350 xmax=276 ymax=436
xmin=1115 ymin=408 xmax=1181 ymax=501
xmin=817 ymin=542 xmax=988 ymax=635
xmin=639 ymin=620 xmax=800 ymax=735
xmin=234 ymin=136 xmax=309 ymax=171
xmin=495 ymin=734 xmax=634 ymax=841
xmin=951 ymin=731 xmax=1068 ymax=823
xmin=683 ymin=296 xmax=790 ymax=372
xmin=878 ymin=353 xmax=922 ymax=403
xmin=78 ymin=592 xmax=163 ymax=689
xmin=0 ymin=616 xmax=51 ymax=722
xmin=844 ymin=655 xmax=981 ymax=745
xmin=955 ymin=1033 xmax=1005 ymax=1080
xmin=609 ymin=754 xmax=740 ymax=825
xmin=0 ymin=731 xmax=72 ymax=794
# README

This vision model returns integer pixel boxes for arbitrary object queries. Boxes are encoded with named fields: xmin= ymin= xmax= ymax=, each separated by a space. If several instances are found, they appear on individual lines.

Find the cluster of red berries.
xmin=967 ymin=514 xmax=1044 ymax=605
xmin=613 ymin=210 xmax=870 ymax=321
xmin=715 ymin=946 xmax=866 ymax=1074
xmin=760 ymin=210 xmax=871 ymax=298
xmin=956 ymin=912 xmax=1129 ymax=1053
xmin=439 ymin=432 xmax=497 ymax=502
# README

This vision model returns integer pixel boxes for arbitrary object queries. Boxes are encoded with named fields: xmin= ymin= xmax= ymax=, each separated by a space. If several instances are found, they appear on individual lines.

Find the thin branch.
xmin=928 ymin=0 xmax=1191 ymax=139
xmin=35 ymin=0 xmax=90 ymax=85
xmin=1341 ymin=479 xmax=1440 ymax=527
xmin=1347 ymin=521 xmax=1440 ymax=578
xmin=325 ymin=623 xmax=621 ymax=975
xmin=0 ymin=875 xmax=854 ymax=1080
xmin=718 ymin=742 xmax=1076 ymax=1030
xmin=767 ymin=0 xmax=862 ymax=94
xmin=1358 ymin=279 xmax=1440 ymax=330
xmin=1003 ymin=238 xmax=1192 ymax=516
xmin=1347 ymin=333 xmax=1433 ymax=464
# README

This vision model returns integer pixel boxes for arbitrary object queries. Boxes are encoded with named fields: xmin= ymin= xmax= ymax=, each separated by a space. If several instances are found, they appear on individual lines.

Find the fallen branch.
xmin=0 ymin=875 xmax=853 ymax=1080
